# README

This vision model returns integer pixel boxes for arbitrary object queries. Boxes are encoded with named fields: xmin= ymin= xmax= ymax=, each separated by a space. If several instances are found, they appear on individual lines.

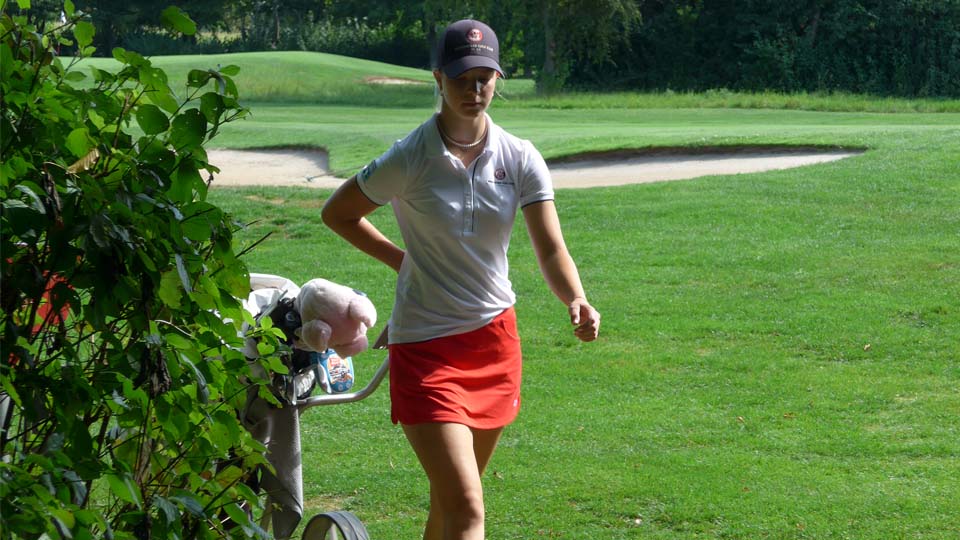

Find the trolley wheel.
xmin=301 ymin=511 xmax=369 ymax=540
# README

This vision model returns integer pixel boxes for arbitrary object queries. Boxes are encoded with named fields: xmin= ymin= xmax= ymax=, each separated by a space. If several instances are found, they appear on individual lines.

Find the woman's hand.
xmin=568 ymin=297 xmax=600 ymax=342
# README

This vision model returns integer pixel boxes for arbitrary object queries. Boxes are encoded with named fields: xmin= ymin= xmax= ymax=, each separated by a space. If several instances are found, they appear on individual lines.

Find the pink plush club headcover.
xmin=294 ymin=278 xmax=377 ymax=357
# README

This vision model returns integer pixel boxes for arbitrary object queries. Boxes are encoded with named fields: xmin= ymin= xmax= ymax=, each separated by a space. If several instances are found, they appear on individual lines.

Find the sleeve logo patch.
xmin=359 ymin=159 xmax=379 ymax=182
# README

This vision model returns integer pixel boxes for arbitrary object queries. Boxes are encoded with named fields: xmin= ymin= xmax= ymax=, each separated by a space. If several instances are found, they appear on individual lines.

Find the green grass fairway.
xmin=76 ymin=51 xmax=958 ymax=112
xmin=76 ymin=51 xmax=533 ymax=107
xmin=174 ymin=52 xmax=960 ymax=539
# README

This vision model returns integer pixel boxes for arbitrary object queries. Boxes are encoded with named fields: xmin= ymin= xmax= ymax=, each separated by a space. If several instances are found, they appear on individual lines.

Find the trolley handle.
xmin=298 ymin=354 xmax=389 ymax=409
xmin=298 ymin=325 xmax=390 ymax=409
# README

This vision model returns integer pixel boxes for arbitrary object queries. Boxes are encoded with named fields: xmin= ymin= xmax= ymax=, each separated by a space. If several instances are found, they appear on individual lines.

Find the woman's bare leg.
xmin=403 ymin=423 xmax=504 ymax=540
xmin=471 ymin=426 xmax=503 ymax=476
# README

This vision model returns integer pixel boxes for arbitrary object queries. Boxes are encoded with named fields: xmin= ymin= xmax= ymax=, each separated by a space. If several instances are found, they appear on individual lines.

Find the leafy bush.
xmin=620 ymin=0 xmax=960 ymax=97
xmin=119 ymin=30 xmax=243 ymax=56
xmin=1 ymin=3 xmax=283 ymax=538
xmin=291 ymin=17 xmax=429 ymax=69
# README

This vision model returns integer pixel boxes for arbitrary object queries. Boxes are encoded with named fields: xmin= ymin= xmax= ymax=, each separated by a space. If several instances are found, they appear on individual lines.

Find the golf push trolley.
xmin=241 ymin=274 xmax=389 ymax=540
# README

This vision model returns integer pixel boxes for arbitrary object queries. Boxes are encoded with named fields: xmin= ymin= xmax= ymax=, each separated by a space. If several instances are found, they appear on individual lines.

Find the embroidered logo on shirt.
xmin=489 ymin=167 xmax=514 ymax=185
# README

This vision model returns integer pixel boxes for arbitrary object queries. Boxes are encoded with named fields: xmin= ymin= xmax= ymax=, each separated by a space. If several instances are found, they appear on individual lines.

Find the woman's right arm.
xmin=321 ymin=177 xmax=405 ymax=273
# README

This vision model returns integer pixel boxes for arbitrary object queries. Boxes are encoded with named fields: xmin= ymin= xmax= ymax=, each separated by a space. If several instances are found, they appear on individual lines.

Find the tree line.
xmin=16 ymin=0 xmax=960 ymax=96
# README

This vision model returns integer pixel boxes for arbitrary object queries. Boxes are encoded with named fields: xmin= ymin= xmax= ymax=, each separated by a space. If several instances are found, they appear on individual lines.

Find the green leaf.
xmin=137 ymin=137 xmax=175 ymax=169
xmin=138 ymin=65 xmax=168 ymax=89
xmin=219 ymin=64 xmax=240 ymax=76
xmin=179 ymin=355 xmax=209 ymax=403
xmin=135 ymin=104 xmax=169 ymax=135
xmin=161 ymin=6 xmax=197 ymax=36
xmin=120 ymin=375 xmax=149 ymax=410
xmin=65 ymin=128 xmax=91 ymax=158
xmin=170 ymin=109 xmax=206 ymax=151
xmin=74 ymin=21 xmax=94 ymax=49
xmin=112 ymin=48 xmax=147 ymax=67
xmin=145 ymin=88 xmax=180 ymax=115
xmin=165 ymin=332 xmax=192 ymax=350
xmin=222 ymin=503 xmax=250 ymax=529
xmin=135 ymin=248 xmax=157 ymax=272
xmin=214 ymin=464 xmax=246 ymax=486
xmin=64 ymin=0 xmax=75 ymax=17
xmin=105 ymin=473 xmax=141 ymax=508
xmin=0 ymin=372 xmax=23 ymax=407
xmin=1 ymin=43 xmax=15 ymax=82
xmin=73 ymin=509 xmax=102 ymax=528
xmin=170 ymin=158 xmax=204 ymax=203
xmin=264 ymin=353 xmax=287 ymax=374
xmin=199 ymin=92 xmax=223 ymax=124
xmin=87 ymin=109 xmax=105 ymax=129
xmin=187 ymin=69 xmax=213 ymax=89
xmin=90 ymin=67 xmax=115 ymax=84
xmin=170 ymin=492 xmax=205 ymax=518
xmin=175 ymin=253 xmax=193 ymax=294
xmin=223 ymin=76 xmax=240 ymax=98
xmin=180 ymin=217 xmax=211 ymax=242
xmin=15 ymin=184 xmax=45 ymax=214
xmin=158 ymin=269 xmax=183 ymax=309
xmin=181 ymin=202 xmax=220 ymax=241
xmin=64 ymin=70 xmax=86 ymax=82
xmin=51 ymin=508 xmax=76 ymax=529
xmin=16 ymin=0 xmax=30 ymax=9
xmin=152 ymin=495 xmax=179 ymax=525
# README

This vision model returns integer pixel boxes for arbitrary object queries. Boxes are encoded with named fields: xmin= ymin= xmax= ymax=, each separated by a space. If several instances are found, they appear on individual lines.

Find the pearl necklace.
xmin=436 ymin=119 xmax=487 ymax=150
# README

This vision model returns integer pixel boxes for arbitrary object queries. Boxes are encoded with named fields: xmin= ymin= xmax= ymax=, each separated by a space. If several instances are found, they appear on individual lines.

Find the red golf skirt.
xmin=389 ymin=307 xmax=522 ymax=430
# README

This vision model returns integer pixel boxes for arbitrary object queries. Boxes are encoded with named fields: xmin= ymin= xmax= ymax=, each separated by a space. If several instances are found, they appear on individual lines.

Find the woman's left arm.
xmin=522 ymin=200 xmax=600 ymax=342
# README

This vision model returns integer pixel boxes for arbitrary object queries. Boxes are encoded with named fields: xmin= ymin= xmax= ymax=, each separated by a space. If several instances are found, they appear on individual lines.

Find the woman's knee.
xmin=433 ymin=483 xmax=485 ymax=525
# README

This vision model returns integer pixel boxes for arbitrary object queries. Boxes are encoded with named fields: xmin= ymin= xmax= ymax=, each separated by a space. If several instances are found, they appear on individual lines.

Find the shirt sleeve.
xmin=355 ymin=140 xmax=408 ymax=206
xmin=518 ymin=140 xmax=555 ymax=207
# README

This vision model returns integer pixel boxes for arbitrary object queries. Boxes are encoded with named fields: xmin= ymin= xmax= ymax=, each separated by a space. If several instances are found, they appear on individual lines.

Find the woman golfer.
xmin=322 ymin=19 xmax=601 ymax=540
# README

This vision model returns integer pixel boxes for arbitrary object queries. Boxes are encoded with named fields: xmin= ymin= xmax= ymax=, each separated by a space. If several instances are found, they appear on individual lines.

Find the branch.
xmin=234 ymin=232 xmax=273 ymax=260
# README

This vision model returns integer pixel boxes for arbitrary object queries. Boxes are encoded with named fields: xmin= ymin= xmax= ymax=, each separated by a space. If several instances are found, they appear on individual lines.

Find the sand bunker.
xmin=548 ymin=148 xmax=859 ymax=187
xmin=206 ymin=146 xmax=861 ymax=189
xmin=363 ymin=76 xmax=429 ymax=86
xmin=208 ymin=148 xmax=338 ymax=188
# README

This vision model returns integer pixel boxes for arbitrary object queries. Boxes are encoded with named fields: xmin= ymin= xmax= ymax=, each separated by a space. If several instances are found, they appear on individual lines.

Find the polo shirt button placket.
xmin=463 ymin=155 xmax=485 ymax=236
xmin=463 ymin=166 xmax=474 ymax=235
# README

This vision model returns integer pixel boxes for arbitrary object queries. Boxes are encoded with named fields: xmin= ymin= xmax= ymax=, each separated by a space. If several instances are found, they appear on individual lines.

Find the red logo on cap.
xmin=467 ymin=29 xmax=483 ymax=43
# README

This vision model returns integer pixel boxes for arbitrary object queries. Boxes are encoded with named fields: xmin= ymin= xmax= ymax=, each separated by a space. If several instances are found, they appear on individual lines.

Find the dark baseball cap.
xmin=436 ymin=19 xmax=504 ymax=78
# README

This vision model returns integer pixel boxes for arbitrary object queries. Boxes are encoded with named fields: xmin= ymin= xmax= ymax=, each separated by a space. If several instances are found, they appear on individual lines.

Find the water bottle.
xmin=318 ymin=349 xmax=355 ymax=393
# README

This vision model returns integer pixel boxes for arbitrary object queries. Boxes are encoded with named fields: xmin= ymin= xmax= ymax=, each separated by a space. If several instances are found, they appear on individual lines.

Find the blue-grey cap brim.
xmin=442 ymin=56 xmax=505 ymax=79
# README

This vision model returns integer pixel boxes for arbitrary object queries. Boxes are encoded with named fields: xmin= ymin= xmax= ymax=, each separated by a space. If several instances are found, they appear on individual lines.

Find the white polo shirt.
xmin=356 ymin=113 xmax=554 ymax=344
